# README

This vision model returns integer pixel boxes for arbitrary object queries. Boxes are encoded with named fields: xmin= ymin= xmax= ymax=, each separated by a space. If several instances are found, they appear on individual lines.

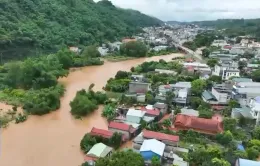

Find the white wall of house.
xmin=224 ymin=71 xmax=240 ymax=80
xmin=249 ymin=99 xmax=260 ymax=119
xmin=211 ymin=88 xmax=228 ymax=103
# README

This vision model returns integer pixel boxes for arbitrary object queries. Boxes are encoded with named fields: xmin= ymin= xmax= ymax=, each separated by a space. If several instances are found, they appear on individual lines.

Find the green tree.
xmin=151 ymin=156 xmax=161 ymax=166
xmin=115 ymin=71 xmax=129 ymax=79
xmin=162 ymin=119 xmax=172 ymax=128
xmin=56 ymin=49 xmax=74 ymax=69
xmin=252 ymin=127 xmax=260 ymax=139
xmin=223 ymin=118 xmax=237 ymax=131
xmin=198 ymin=108 xmax=213 ymax=119
xmin=208 ymin=75 xmax=222 ymax=83
xmin=202 ymin=48 xmax=210 ymax=57
xmin=80 ymin=133 xmax=97 ymax=153
xmin=246 ymin=147 xmax=259 ymax=160
xmin=190 ymin=97 xmax=202 ymax=109
xmin=207 ymin=59 xmax=218 ymax=68
xmin=216 ymin=131 xmax=233 ymax=145
xmin=211 ymin=158 xmax=231 ymax=166
xmin=95 ymin=150 xmax=145 ymax=166
xmin=228 ymin=100 xmax=240 ymax=108
xmin=251 ymin=69 xmax=260 ymax=82
xmin=174 ymin=107 xmax=181 ymax=115
xmin=102 ymin=104 xmax=116 ymax=121
xmin=191 ymin=79 xmax=206 ymax=96
xmin=109 ymin=132 xmax=122 ymax=149
xmin=120 ymin=41 xmax=148 ymax=57
xmin=83 ymin=45 xmax=101 ymax=58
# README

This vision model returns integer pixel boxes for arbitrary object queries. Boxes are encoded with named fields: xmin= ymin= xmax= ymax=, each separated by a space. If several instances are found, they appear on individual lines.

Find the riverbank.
xmin=0 ymin=53 xmax=185 ymax=166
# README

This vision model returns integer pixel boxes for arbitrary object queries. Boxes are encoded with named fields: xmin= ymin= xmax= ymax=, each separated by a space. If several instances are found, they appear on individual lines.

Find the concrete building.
xmin=213 ymin=61 xmax=240 ymax=80
xmin=211 ymin=40 xmax=227 ymax=47
xmin=108 ymin=121 xmax=136 ymax=139
xmin=85 ymin=143 xmax=113 ymax=164
xmin=232 ymin=96 xmax=260 ymax=126
xmin=129 ymin=82 xmax=151 ymax=94
xmin=126 ymin=109 xmax=145 ymax=124
xmin=235 ymin=158 xmax=260 ymax=166
xmin=232 ymin=82 xmax=260 ymax=106
xmin=140 ymin=139 xmax=166 ymax=162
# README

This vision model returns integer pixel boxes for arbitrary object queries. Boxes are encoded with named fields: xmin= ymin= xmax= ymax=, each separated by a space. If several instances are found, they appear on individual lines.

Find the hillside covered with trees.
xmin=192 ymin=19 xmax=260 ymax=39
xmin=0 ymin=0 xmax=162 ymax=60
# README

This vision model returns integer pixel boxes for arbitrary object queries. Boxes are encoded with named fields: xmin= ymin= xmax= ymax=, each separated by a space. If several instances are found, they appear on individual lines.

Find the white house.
xmin=213 ymin=61 xmax=240 ymax=80
xmin=126 ymin=109 xmax=145 ymax=124
xmin=232 ymin=96 xmax=260 ymax=126
xmin=211 ymin=40 xmax=227 ymax=47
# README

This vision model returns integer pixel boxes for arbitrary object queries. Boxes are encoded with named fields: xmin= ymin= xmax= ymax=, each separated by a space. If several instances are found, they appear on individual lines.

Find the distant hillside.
xmin=192 ymin=19 xmax=260 ymax=39
xmin=0 ymin=0 xmax=162 ymax=60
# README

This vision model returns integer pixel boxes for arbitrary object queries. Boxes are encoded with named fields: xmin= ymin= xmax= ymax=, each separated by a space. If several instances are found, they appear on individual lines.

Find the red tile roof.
xmin=224 ymin=45 xmax=232 ymax=49
xmin=174 ymin=114 xmax=223 ymax=135
xmin=108 ymin=121 xmax=131 ymax=131
xmin=140 ymin=107 xmax=160 ymax=116
xmin=164 ymin=84 xmax=171 ymax=89
xmin=143 ymin=130 xmax=179 ymax=142
xmin=85 ymin=155 xmax=98 ymax=162
xmin=90 ymin=127 xmax=113 ymax=139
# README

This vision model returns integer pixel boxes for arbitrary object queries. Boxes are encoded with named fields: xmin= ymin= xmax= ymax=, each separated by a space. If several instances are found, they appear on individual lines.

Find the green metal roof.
xmin=202 ymin=90 xmax=216 ymax=100
xmin=87 ymin=143 xmax=112 ymax=158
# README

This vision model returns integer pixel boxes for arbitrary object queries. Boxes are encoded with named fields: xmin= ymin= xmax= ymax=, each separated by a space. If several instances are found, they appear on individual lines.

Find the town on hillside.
xmin=79 ymin=24 xmax=260 ymax=166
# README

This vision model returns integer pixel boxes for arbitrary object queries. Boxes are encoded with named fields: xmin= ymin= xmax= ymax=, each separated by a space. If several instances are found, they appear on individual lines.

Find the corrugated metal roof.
xmin=238 ymin=158 xmax=260 ymax=166
xmin=202 ymin=90 xmax=216 ymax=100
xmin=87 ymin=143 xmax=112 ymax=158
xmin=143 ymin=130 xmax=179 ymax=142
xmin=127 ymin=109 xmax=145 ymax=117
xmin=140 ymin=139 xmax=165 ymax=156
xmin=108 ymin=121 xmax=130 ymax=131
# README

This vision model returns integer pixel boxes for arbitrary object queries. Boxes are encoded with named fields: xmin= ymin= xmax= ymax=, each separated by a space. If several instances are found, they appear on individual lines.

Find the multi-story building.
xmin=232 ymin=82 xmax=260 ymax=106
xmin=212 ymin=61 xmax=240 ymax=80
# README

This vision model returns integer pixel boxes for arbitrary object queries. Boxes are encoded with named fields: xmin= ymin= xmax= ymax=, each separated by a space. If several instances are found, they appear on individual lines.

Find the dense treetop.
xmin=0 ymin=0 xmax=162 ymax=60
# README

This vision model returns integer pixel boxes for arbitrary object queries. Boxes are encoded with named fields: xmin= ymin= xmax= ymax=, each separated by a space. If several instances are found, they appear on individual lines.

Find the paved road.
xmin=174 ymin=43 xmax=203 ymax=61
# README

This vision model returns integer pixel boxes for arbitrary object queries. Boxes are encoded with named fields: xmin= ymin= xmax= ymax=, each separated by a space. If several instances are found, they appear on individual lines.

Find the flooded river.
xmin=0 ymin=53 xmax=184 ymax=166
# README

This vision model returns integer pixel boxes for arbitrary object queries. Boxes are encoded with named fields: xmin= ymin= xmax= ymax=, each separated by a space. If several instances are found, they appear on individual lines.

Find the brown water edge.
xmin=0 ymin=53 xmax=184 ymax=166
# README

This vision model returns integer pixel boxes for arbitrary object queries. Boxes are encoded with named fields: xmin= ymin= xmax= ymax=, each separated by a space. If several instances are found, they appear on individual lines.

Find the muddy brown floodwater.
xmin=0 ymin=53 xmax=184 ymax=166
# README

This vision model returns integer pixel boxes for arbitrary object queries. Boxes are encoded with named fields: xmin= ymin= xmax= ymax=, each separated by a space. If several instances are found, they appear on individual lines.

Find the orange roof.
xmin=122 ymin=38 xmax=137 ymax=43
xmin=143 ymin=130 xmax=179 ymax=142
xmin=90 ymin=127 xmax=113 ymax=139
xmin=174 ymin=114 xmax=223 ymax=134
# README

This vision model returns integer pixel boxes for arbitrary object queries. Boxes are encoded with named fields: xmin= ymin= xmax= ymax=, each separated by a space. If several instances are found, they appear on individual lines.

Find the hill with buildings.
xmin=0 ymin=0 xmax=162 ymax=60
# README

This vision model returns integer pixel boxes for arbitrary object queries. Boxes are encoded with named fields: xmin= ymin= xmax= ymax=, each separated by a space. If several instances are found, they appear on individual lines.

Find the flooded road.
xmin=0 ymin=53 xmax=184 ymax=166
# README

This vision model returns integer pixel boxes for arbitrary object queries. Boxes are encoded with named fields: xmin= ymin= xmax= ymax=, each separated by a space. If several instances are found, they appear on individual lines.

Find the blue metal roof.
xmin=238 ymin=158 xmax=260 ymax=166
xmin=237 ymin=144 xmax=245 ymax=151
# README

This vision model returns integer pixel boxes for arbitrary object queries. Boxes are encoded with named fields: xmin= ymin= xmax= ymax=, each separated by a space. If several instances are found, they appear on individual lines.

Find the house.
xmin=174 ymin=88 xmax=189 ymax=106
xmin=174 ymin=114 xmax=223 ymax=135
xmin=202 ymin=84 xmax=231 ymax=108
xmin=235 ymin=158 xmax=260 ymax=166
xmin=143 ymin=130 xmax=179 ymax=146
xmin=122 ymin=38 xmax=137 ymax=43
xmin=154 ymin=102 xmax=168 ymax=115
xmin=108 ymin=121 xmax=136 ymax=139
xmin=141 ymin=105 xmax=161 ymax=118
xmin=90 ymin=127 xmax=113 ymax=139
xmin=85 ymin=143 xmax=113 ymax=163
xmin=211 ymin=40 xmax=227 ymax=47
xmin=129 ymin=82 xmax=151 ymax=94
xmin=232 ymin=82 xmax=260 ymax=106
xmin=155 ymin=69 xmax=177 ymax=75
xmin=212 ymin=61 xmax=240 ymax=80
xmin=126 ymin=109 xmax=145 ymax=124
xmin=140 ymin=139 xmax=166 ymax=162
xmin=98 ymin=47 xmax=109 ymax=56
xmin=69 ymin=46 xmax=81 ymax=54
xmin=232 ymin=96 xmax=260 ymax=125
xmin=180 ymin=108 xmax=199 ymax=117
xmin=172 ymin=82 xmax=191 ymax=106
xmin=108 ymin=41 xmax=122 ymax=51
